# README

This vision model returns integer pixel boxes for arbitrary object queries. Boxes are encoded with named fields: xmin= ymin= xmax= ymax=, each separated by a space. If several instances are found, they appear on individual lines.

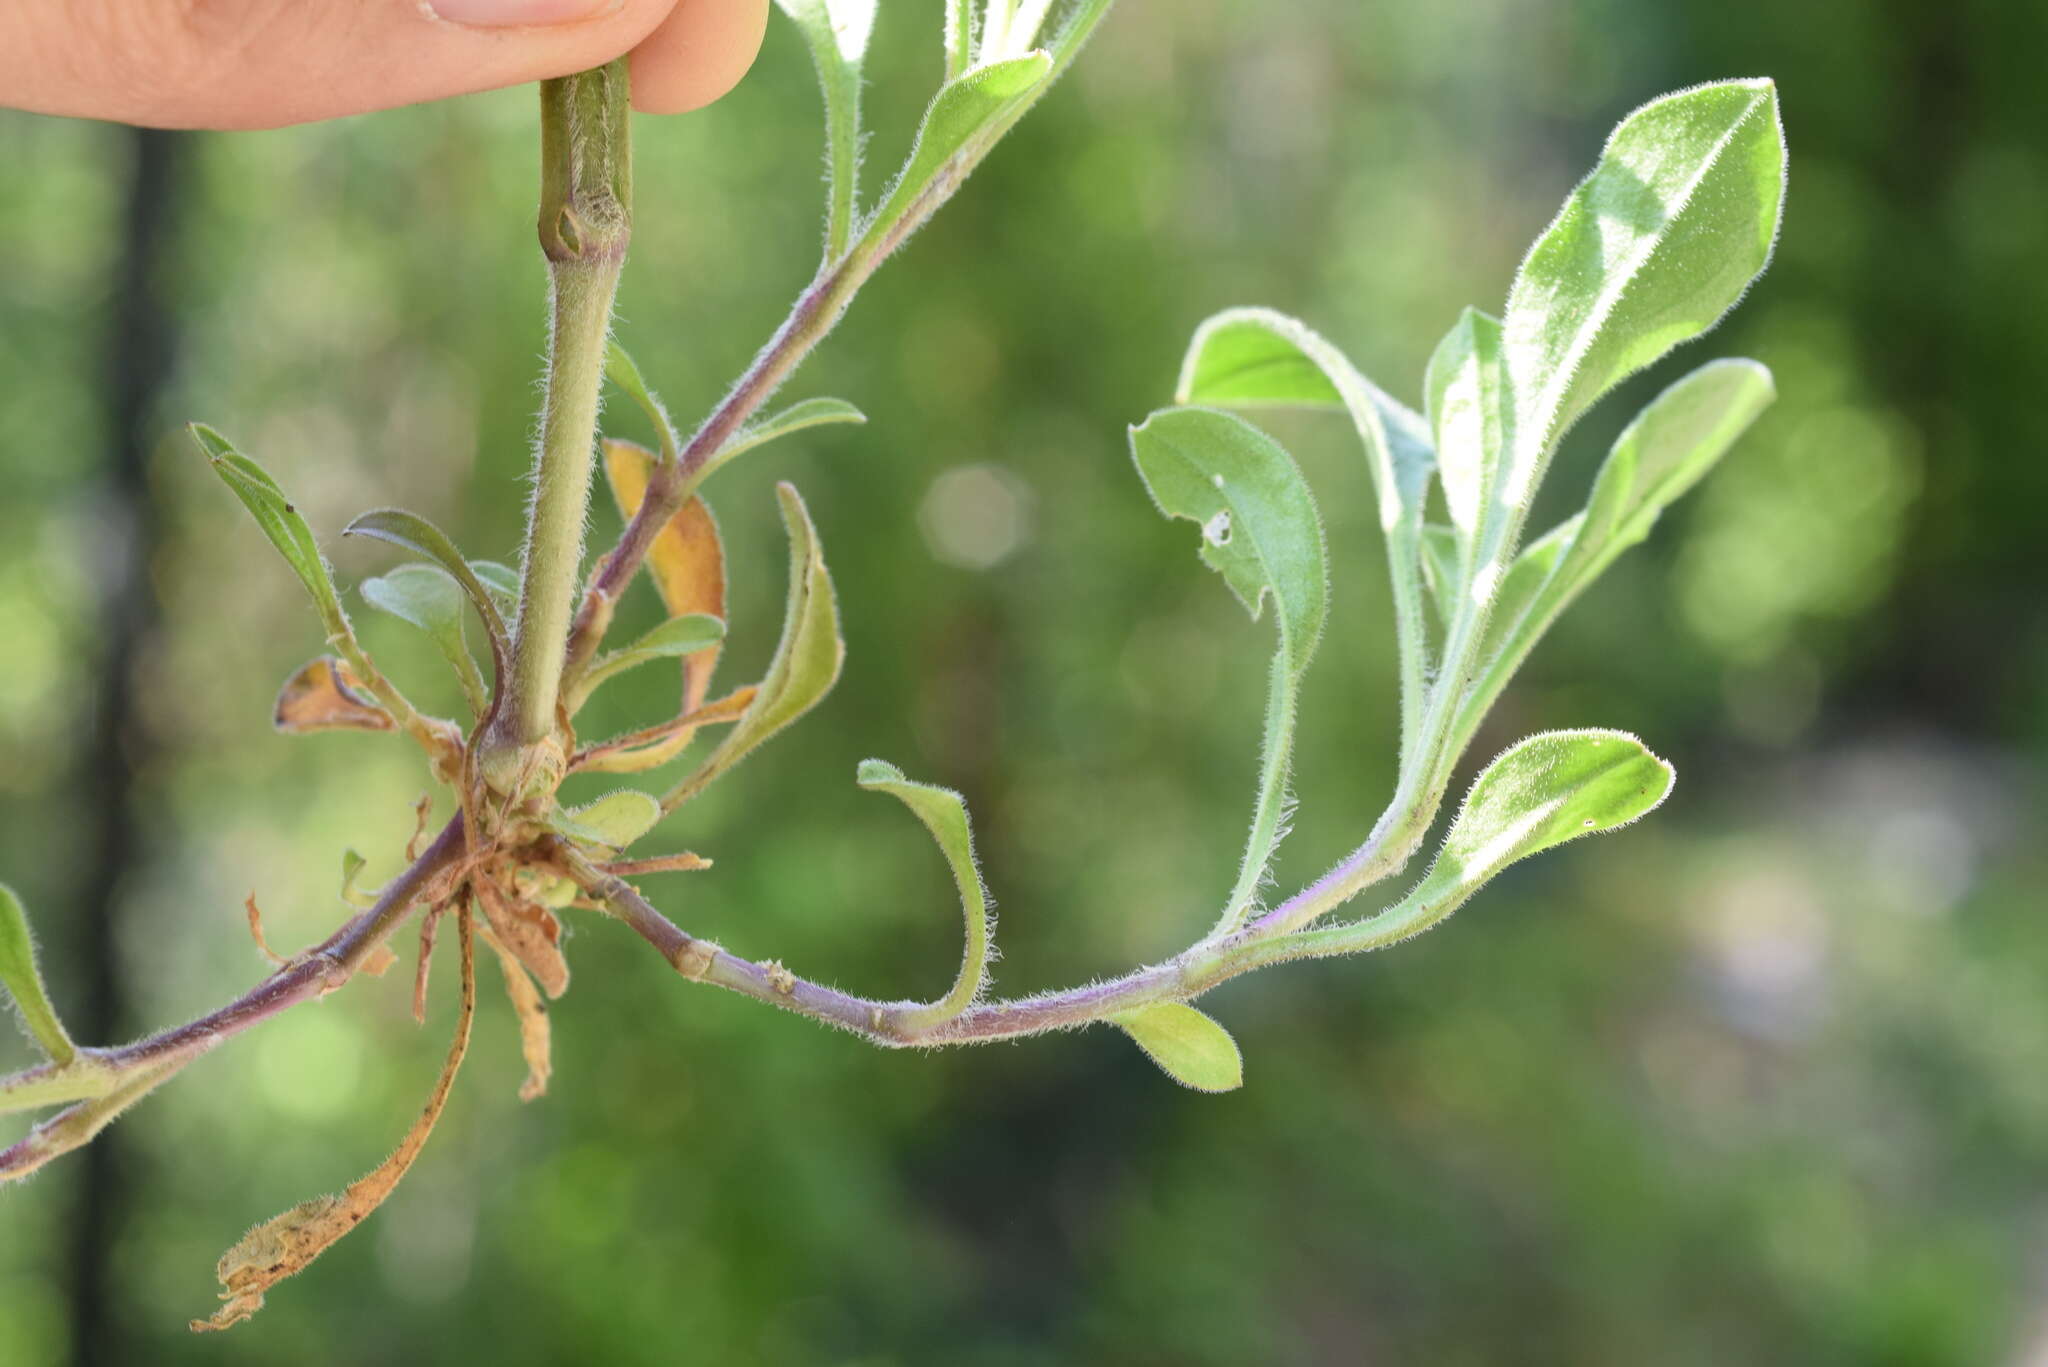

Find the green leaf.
xmin=683 ymin=397 xmax=867 ymax=499
xmin=605 ymin=341 xmax=681 ymax=465
xmin=1111 ymin=1003 xmax=1243 ymax=1093
xmin=0 ymin=884 xmax=76 ymax=1066
xmin=339 ymin=850 xmax=374 ymax=908
xmin=618 ymin=613 xmax=726 ymax=661
xmin=1175 ymin=308 xmax=1434 ymax=533
xmin=551 ymin=790 xmax=663 ymax=851
xmin=943 ymin=0 xmax=972 ymax=80
xmin=1175 ymin=307 xmax=1436 ymax=761
xmin=1557 ymin=358 xmax=1776 ymax=600
xmin=574 ymin=614 xmax=728 ymax=705
xmin=191 ymin=424 xmax=349 ymax=643
xmin=859 ymin=53 xmax=1053 ymax=252
xmin=343 ymin=508 xmax=510 ymax=683
xmin=1423 ymin=307 xmax=1507 ymax=556
xmin=857 ymin=759 xmax=992 ymax=1029
xmin=469 ymin=561 xmax=521 ymax=620
xmin=1419 ymin=523 xmax=1461 ymax=635
xmin=775 ymin=0 xmax=876 ymax=258
xmin=1128 ymin=408 xmax=1325 ymax=671
xmin=1129 ymin=407 xmax=1326 ymax=931
xmin=1504 ymin=78 xmax=1785 ymax=462
xmin=1413 ymin=729 xmax=1674 ymax=910
xmin=360 ymin=564 xmax=488 ymax=715
xmin=1452 ymin=360 xmax=1774 ymax=748
xmin=665 ymin=484 xmax=845 ymax=810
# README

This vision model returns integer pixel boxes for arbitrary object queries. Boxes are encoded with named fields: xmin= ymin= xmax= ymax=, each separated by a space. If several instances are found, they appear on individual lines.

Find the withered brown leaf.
xmin=273 ymin=657 xmax=392 ymax=734
xmin=192 ymin=903 xmax=477 ymax=1333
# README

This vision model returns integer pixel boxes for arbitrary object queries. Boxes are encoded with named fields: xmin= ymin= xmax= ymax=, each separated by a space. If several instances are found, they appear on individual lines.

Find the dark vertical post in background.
xmin=66 ymin=125 xmax=186 ymax=1367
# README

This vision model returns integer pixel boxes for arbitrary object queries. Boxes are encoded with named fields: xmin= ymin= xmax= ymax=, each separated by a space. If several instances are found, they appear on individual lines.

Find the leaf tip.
xmin=855 ymin=758 xmax=905 ymax=788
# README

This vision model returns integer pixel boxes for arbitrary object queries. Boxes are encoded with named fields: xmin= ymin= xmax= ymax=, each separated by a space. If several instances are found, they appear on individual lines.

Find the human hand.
xmin=2 ymin=0 xmax=769 ymax=130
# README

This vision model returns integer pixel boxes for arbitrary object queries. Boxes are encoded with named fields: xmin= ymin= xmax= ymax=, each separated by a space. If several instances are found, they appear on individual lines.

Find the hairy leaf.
xmin=1130 ymin=406 xmax=1326 ymax=929
xmin=857 ymin=760 xmax=992 ymax=1029
xmin=1413 ymin=730 xmax=1673 ymax=911
xmin=194 ymin=908 xmax=477 ymax=1332
xmin=1176 ymin=307 xmax=1434 ymax=538
xmin=1455 ymin=361 xmax=1774 ymax=746
xmin=1424 ymin=307 xmax=1507 ymax=556
xmin=1175 ymin=307 xmax=1436 ymax=760
xmin=1504 ymin=79 xmax=1785 ymax=467
xmin=666 ymin=484 xmax=844 ymax=810
xmin=687 ymin=397 xmax=867 ymax=495
xmin=775 ymin=0 xmax=876 ymax=257
xmin=860 ymin=53 xmax=1053 ymax=250
xmin=551 ymin=790 xmax=663 ymax=852
xmin=360 ymin=564 xmax=488 ymax=715
xmin=1112 ymin=1003 xmax=1243 ymax=1093
xmin=1419 ymin=523 xmax=1461 ymax=635
xmin=604 ymin=340 xmax=681 ymax=465
xmin=191 ymin=425 xmax=349 ymax=642
xmin=574 ymin=614 xmax=727 ymax=707
xmin=0 ymin=884 xmax=75 ymax=1066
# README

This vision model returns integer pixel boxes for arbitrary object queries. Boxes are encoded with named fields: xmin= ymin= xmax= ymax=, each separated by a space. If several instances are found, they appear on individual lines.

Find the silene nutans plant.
xmin=0 ymin=0 xmax=1788 ymax=1333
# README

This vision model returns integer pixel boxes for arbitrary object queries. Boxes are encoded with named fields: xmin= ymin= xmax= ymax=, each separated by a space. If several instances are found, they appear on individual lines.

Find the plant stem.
xmin=484 ymin=59 xmax=633 ymax=781
xmin=573 ymin=846 xmax=1468 ymax=1049
xmin=559 ymin=0 xmax=1116 ymax=683
xmin=1 ymin=818 xmax=466 ymax=1174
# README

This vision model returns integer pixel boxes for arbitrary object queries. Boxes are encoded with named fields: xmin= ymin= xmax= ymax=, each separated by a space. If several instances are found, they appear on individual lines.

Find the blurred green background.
xmin=3 ymin=1 xmax=2046 ymax=1363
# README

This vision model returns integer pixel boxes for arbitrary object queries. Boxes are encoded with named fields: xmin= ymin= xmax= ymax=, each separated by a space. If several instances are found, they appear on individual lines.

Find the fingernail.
xmin=426 ymin=0 xmax=623 ymax=28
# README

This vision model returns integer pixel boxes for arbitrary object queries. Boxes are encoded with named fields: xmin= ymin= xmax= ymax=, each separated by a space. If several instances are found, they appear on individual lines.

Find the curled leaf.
xmin=1129 ymin=407 xmax=1326 ymax=930
xmin=484 ymin=932 xmax=552 ymax=1103
xmin=274 ymin=657 xmax=392 ymax=734
xmin=475 ymin=880 xmax=570 ymax=1000
xmin=0 ymin=884 xmax=76 ymax=1066
xmin=339 ymin=850 xmax=374 ymax=908
xmin=360 ymin=563 xmax=488 ymax=715
xmin=342 ymin=508 xmax=510 ymax=684
xmin=857 ymin=760 xmax=992 ymax=1031
xmin=1174 ymin=306 xmax=1436 ymax=759
xmin=665 ymin=484 xmax=843 ymax=811
xmin=193 ymin=905 xmax=477 ymax=1333
xmin=1111 ymin=1003 xmax=1243 ymax=1093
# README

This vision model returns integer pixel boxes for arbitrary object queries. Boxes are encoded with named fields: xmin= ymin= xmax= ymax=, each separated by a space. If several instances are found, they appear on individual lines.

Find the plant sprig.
xmin=0 ymin=6 xmax=1785 ymax=1335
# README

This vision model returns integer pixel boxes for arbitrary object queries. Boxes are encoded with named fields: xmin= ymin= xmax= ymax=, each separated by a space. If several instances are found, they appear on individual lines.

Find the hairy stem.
xmin=0 ymin=818 xmax=466 ymax=1173
xmin=486 ymin=60 xmax=632 ymax=777
xmin=573 ymin=847 xmax=1471 ymax=1049
xmin=560 ymin=0 xmax=1115 ymax=682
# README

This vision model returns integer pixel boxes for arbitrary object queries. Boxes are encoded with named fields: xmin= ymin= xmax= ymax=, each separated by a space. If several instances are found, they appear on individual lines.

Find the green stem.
xmin=484 ymin=59 xmax=633 ymax=785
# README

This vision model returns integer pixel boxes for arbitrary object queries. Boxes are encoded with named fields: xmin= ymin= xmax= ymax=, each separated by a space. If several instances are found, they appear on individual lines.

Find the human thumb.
xmin=1 ymin=0 xmax=768 ymax=130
